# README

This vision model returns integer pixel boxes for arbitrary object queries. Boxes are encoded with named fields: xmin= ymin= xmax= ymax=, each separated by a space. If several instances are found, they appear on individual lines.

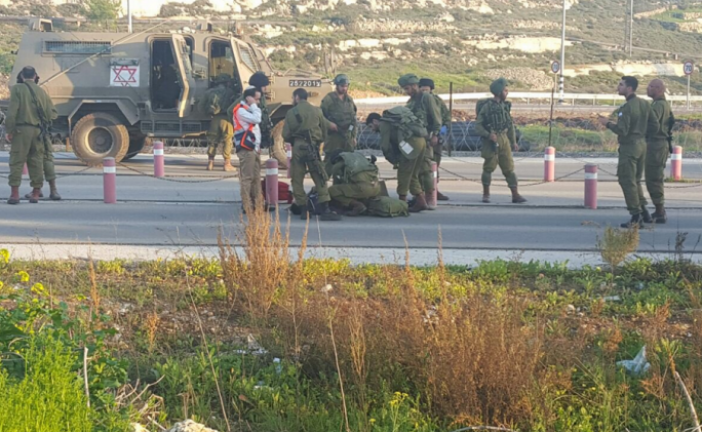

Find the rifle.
xmin=24 ymin=83 xmax=52 ymax=149
xmin=667 ymin=111 xmax=675 ymax=154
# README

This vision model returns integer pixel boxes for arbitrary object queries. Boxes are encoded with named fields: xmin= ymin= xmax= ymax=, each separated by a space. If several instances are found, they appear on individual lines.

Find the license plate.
xmin=288 ymin=79 xmax=322 ymax=88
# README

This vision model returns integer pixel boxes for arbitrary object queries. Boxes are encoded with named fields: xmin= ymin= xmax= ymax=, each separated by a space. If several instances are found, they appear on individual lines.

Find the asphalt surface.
xmin=1 ymin=152 xmax=701 ymax=265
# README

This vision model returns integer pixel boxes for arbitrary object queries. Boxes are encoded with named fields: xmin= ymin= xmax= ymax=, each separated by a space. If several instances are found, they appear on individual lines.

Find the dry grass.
xmin=598 ymin=225 xmax=640 ymax=271
xmin=217 ymin=207 xmax=578 ymax=428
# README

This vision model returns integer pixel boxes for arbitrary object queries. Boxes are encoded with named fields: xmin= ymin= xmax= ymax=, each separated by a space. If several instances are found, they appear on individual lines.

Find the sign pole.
xmin=687 ymin=74 xmax=691 ymax=110
xmin=684 ymin=60 xmax=694 ymax=110
xmin=448 ymin=82 xmax=453 ymax=157
xmin=549 ymin=75 xmax=556 ymax=148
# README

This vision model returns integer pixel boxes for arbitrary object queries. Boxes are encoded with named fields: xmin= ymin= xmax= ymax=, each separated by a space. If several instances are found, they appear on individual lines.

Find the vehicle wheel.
xmin=124 ymin=133 xmax=151 ymax=161
xmin=271 ymin=120 xmax=288 ymax=169
xmin=71 ymin=112 xmax=129 ymax=166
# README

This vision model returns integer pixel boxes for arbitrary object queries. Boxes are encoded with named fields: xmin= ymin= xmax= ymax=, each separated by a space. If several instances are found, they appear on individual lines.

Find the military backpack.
xmin=365 ymin=196 xmax=409 ymax=218
xmin=381 ymin=106 xmax=428 ymax=141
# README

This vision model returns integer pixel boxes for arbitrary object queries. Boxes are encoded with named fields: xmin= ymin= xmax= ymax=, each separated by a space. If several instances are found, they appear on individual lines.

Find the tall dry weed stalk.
xmin=598 ymin=226 xmax=640 ymax=271
xmin=218 ymin=205 xmax=292 ymax=320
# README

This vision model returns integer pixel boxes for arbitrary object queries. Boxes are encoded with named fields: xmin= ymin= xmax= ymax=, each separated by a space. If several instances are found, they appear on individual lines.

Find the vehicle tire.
xmin=271 ymin=120 xmax=288 ymax=169
xmin=124 ymin=133 xmax=151 ymax=161
xmin=71 ymin=112 xmax=130 ymax=166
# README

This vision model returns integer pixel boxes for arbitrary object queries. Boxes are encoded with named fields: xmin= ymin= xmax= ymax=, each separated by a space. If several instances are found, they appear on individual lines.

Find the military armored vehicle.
xmin=1 ymin=19 xmax=334 ymax=167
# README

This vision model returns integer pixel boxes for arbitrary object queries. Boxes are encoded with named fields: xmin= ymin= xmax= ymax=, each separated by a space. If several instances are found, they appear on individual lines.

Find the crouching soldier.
xmin=366 ymin=108 xmax=428 ymax=212
xmin=328 ymin=152 xmax=381 ymax=216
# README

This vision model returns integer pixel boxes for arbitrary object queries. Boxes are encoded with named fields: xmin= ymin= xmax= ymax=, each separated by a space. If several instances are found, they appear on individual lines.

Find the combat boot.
xmin=223 ymin=159 xmax=235 ymax=172
xmin=482 ymin=185 xmax=490 ymax=203
xmin=510 ymin=187 xmax=527 ymax=204
xmin=620 ymin=213 xmax=644 ymax=229
xmin=437 ymin=190 xmax=450 ymax=201
xmin=206 ymin=156 xmax=215 ymax=171
xmin=25 ymin=189 xmax=43 ymax=200
xmin=49 ymin=180 xmax=61 ymax=201
xmin=652 ymin=204 xmax=667 ymax=224
xmin=29 ymin=188 xmax=41 ymax=204
xmin=640 ymin=206 xmax=653 ymax=223
xmin=347 ymin=200 xmax=367 ymax=216
xmin=409 ymin=193 xmax=429 ymax=213
xmin=8 ymin=186 xmax=20 ymax=205
xmin=318 ymin=201 xmax=342 ymax=221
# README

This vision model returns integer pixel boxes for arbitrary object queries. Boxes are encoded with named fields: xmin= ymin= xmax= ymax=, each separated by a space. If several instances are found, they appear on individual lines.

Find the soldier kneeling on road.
xmin=328 ymin=152 xmax=381 ymax=216
xmin=365 ymin=108 xmax=429 ymax=213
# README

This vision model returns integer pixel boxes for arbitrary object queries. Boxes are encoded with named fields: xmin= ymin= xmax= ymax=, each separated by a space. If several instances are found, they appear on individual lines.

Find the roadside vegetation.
xmin=1 ymin=211 xmax=702 ymax=432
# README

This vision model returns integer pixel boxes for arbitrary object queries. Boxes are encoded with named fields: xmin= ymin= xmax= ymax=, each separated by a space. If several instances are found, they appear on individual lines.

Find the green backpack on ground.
xmin=365 ymin=196 xmax=409 ymax=218
xmin=381 ymin=106 xmax=427 ymax=141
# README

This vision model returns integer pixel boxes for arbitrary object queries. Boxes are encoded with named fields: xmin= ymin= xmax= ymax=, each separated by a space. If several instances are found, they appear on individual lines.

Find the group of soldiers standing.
xmin=603 ymin=76 xmax=674 ymax=227
xmin=4 ymin=67 xmax=675 ymax=227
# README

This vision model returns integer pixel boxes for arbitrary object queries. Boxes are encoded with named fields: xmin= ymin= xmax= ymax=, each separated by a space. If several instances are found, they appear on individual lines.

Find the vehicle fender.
xmin=68 ymin=99 xmax=139 ymax=128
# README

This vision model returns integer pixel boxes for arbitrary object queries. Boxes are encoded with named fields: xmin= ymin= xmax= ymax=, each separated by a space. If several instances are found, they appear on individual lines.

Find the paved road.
xmin=1 ymin=152 xmax=700 ymax=265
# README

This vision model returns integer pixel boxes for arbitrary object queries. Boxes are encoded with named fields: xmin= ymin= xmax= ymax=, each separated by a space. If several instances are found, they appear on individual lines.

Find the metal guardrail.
xmin=356 ymin=92 xmax=702 ymax=107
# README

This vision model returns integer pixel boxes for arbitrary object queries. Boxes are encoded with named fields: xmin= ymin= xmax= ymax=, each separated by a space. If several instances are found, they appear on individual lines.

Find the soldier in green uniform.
xmin=474 ymin=78 xmax=526 ymax=204
xmin=14 ymin=71 xmax=61 ymax=201
xmin=328 ymin=152 xmax=381 ymax=216
xmin=419 ymin=78 xmax=451 ymax=201
xmin=283 ymin=88 xmax=341 ymax=221
xmin=204 ymin=74 xmax=236 ymax=171
xmin=4 ymin=66 xmax=57 ymax=205
xmin=321 ymin=74 xmax=358 ymax=173
xmin=603 ymin=76 xmax=651 ymax=228
xmin=365 ymin=111 xmax=428 ymax=212
xmin=400 ymin=73 xmax=441 ymax=210
xmin=644 ymin=79 xmax=673 ymax=224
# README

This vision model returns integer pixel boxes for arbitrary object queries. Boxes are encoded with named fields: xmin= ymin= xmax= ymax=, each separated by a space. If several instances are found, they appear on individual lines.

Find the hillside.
xmin=3 ymin=0 xmax=702 ymax=96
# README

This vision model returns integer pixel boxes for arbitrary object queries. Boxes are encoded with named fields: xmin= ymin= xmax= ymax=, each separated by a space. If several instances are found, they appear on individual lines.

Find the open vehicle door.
xmin=171 ymin=34 xmax=195 ymax=118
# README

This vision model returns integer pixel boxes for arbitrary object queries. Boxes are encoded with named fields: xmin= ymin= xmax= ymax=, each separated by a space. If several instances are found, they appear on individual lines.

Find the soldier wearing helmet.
xmin=320 ymin=73 xmax=358 ymax=173
xmin=203 ymin=73 xmax=235 ymax=171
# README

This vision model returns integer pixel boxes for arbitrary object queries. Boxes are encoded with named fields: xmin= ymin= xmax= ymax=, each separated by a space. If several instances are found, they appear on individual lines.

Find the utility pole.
xmin=127 ymin=0 xmax=132 ymax=33
xmin=559 ymin=0 xmax=567 ymax=103
xmin=624 ymin=0 xmax=634 ymax=55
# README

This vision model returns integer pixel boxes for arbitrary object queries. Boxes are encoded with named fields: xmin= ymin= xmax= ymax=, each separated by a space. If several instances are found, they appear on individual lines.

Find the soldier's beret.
xmin=489 ymin=78 xmax=509 ymax=96
xmin=333 ymin=74 xmax=350 ymax=85
xmin=398 ymin=74 xmax=419 ymax=87
xmin=419 ymin=78 xmax=435 ymax=89
xmin=249 ymin=71 xmax=271 ymax=88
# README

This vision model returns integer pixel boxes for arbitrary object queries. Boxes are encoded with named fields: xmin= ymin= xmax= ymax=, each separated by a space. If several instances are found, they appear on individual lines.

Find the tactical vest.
xmin=477 ymin=99 xmax=512 ymax=133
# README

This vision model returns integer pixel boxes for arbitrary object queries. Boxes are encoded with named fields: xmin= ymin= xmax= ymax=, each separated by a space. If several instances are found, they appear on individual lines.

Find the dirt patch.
xmin=0 ymin=74 xmax=9 ymax=100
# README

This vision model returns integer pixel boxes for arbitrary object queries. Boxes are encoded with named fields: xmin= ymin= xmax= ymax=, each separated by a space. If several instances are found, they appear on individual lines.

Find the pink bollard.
xmin=584 ymin=164 xmax=597 ymax=210
xmin=670 ymin=145 xmax=682 ymax=181
xmin=427 ymin=161 xmax=438 ymax=208
xmin=265 ymin=158 xmax=279 ymax=207
xmin=22 ymin=163 xmax=28 ymax=176
xmin=103 ymin=157 xmax=116 ymax=204
xmin=153 ymin=141 xmax=165 ymax=178
xmin=285 ymin=143 xmax=292 ymax=179
xmin=544 ymin=146 xmax=555 ymax=182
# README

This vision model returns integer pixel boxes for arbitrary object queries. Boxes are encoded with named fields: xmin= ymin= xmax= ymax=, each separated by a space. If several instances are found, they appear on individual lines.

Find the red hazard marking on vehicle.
xmin=112 ymin=65 xmax=138 ymax=86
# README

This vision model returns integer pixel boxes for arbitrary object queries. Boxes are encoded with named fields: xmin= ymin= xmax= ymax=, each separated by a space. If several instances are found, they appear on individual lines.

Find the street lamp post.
xmin=127 ymin=0 xmax=132 ymax=33
xmin=559 ymin=0 xmax=567 ymax=103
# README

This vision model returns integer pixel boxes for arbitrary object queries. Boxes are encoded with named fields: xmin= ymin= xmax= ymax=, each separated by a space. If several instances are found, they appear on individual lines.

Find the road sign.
xmin=684 ymin=61 xmax=695 ymax=76
xmin=550 ymin=61 xmax=561 ymax=74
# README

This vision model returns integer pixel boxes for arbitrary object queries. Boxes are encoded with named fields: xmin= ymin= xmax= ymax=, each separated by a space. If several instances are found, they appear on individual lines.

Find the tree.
xmin=82 ymin=0 xmax=122 ymax=22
